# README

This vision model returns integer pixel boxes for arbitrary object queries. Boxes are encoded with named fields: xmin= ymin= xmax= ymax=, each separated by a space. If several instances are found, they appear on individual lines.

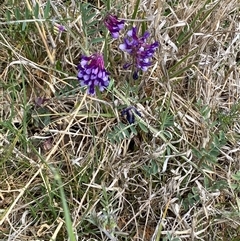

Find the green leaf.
xmin=143 ymin=160 xmax=159 ymax=176
xmin=210 ymin=180 xmax=228 ymax=191
xmin=118 ymin=122 xmax=130 ymax=138
xmin=230 ymin=183 xmax=238 ymax=190
xmin=84 ymin=13 xmax=96 ymax=22
xmin=34 ymin=2 xmax=39 ymax=19
xmin=90 ymin=37 xmax=105 ymax=45
xmin=6 ymin=10 xmax=11 ymax=22
xmin=14 ymin=7 xmax=21 ymax=20
xmin=25 ymin=6 xmax=30 ymax=19
xmin=132 ymin=0 xmax=140 ymax=19
xmin=51 ymin=167 xmax=77 ymax=241
xmin=22 ymin=21 xmax=27 ymax=31
xmin=107 ymin=122 xmax=138 ymax=143
xmin=138 ymin=121 xmax=148 ymax=133
xmin=232 ymin=171 xmax=240 ymax=181
xmin=44 ymin=0 xmax=51 ymax=19
xmin=130 ymin=125 xmax=138 ymax=135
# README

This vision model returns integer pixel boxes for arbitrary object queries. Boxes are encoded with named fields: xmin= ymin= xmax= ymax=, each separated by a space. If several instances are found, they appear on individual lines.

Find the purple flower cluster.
xmin=76 ymin=14 xmax=159 ymax=98
xmin=121 ymin=106 xmax=141 ymax=124
xmin=104 ymin=14 xmax=125 ymax=38
xmin=77 ymin=53 xmax=110 ymax=95
xmin=119 ymin=27 xmax=159 ymax=79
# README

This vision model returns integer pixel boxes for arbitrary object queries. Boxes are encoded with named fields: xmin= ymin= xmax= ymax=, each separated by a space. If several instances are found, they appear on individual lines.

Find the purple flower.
xmin=104 ymin=14 xmax=125 ymax=38
xmin=121 ymin=106 xmax=141 ymax=124
xmin=58 ymin=25 xmax=65 ymax=32
xmin=119 ymin=27 xmax=159 ymax=79
xmin=77 ymin=53 xmax=110 ymax=95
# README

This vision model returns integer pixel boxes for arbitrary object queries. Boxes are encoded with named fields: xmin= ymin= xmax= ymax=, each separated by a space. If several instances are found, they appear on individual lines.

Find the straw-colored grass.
xmin=1 ymin=0 xmax=240 ymax=240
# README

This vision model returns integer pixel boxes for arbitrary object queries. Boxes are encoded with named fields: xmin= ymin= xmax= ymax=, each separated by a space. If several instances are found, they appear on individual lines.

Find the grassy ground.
xmin=1 ymin=0 xmax=240 ymax=240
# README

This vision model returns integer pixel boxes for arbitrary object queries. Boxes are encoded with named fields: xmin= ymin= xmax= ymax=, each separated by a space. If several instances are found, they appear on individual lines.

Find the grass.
xmin=0 ymin=0 xmax=240 ymax=240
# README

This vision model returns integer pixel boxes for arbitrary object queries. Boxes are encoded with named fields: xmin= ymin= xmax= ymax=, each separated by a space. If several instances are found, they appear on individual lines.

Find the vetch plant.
xmin=119 ymin=26 xmax=159 ymax=79
xmin=77 ymin=18 xmax=159 ymax=95
xmin=104 ymin=14 xmax=125 ymax=38
xmin=77 ymin=53 xmax=110 ymax=95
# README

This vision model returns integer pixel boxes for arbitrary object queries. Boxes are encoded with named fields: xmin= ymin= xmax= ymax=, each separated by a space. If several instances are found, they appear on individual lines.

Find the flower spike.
xmin=119 ymin=26 xmax=159 ymax=79
xmin=77 ymin=53 xmax=110 ymax=95
xmin=104 ymin=14 xmax=125 ymax=39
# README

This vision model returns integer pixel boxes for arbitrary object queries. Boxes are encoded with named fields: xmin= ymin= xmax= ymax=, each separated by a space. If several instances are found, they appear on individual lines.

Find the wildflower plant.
xmin=77 ymin=13 xmax=159 ymax=96
xmin=76 ymin=13 xmax=159 ymax=128
xmin=119 ymin=26 xmax=159 ymax=79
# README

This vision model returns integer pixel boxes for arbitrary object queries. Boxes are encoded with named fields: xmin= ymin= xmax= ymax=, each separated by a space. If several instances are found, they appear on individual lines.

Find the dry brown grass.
xmin=1 ymin=0 xmax=240 ymax=240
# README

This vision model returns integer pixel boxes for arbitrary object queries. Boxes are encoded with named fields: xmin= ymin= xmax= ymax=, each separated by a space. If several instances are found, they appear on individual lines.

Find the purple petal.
xmin=112 ymin=32 xmax=119 ymax=38
xmin=119 ymin=43 xmax=126 ymax=50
